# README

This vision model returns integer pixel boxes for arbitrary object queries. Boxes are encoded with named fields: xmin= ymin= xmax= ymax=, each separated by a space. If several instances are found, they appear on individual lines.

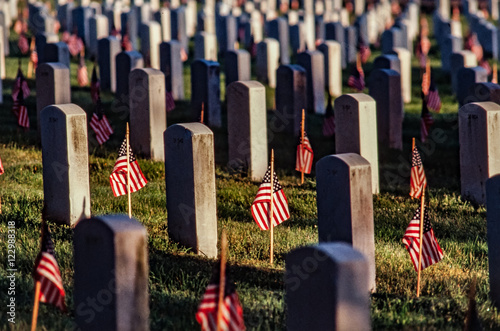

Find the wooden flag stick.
xmin=31 ymin=281 xmax=41 ymax=331
xmin=216 ymin=230 xmax=228 ymax=331
xmin=269 ymin=149 xmax=275 ymax=265
xmin=27 ymin=37 xmax=35 ymax=78
xmin=493 ymin=63 xmax=498 ymax=84
xmin=300 ymin=109 xmax=305 ymax=185
xmin=31 ymin=219 xmax=45 ymax=331
xmin=200 ymin=102 xmax=204 ymax=124
xmin=126 ymin=123 xmax=132 ymax=218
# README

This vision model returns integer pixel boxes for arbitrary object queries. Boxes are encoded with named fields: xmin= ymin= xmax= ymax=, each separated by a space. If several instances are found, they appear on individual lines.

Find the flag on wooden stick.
xmin=33 ymin=223 xmax=67 ymax=312
xmin=109 ymin=139 xmax=147 ymax=197
xmin=295 ymin=133 xmax=313 ymax=174
xmin=90 ymin=98 xmax=113 ymax=145
xmin=347 ymin=54 xmax=365 ymax=91
xmin=251 ymin=167 xmax=290 ymax=230
xmin=410 ymin=146 xmax=427 ymax=199
xmin=196 ymin=264 xmax=245 ymax=331
xmin=402 ymin=206 xmax=444 ymax=272
xmin=77 ymin=56 xmax=89 ymax=87
xmin=426 ymin=80 xmax=442 ymax=112
xmin=12 ymin=68 xmax=30 ymax=129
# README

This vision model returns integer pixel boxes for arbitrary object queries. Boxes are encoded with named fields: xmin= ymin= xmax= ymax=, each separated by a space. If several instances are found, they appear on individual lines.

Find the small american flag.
xmin=322 ymin=95 xmax=335 ymax=137
xmin=12 ymin=68 xmax=30 ymax=101
xmin=251 ymin=167 xmax=290 ymax=230
xmin=33 ymin=223 xmax=67 ymax=312
xmin=166 ymin=91 xmax=175 ymax=112
xmin=12 ymin=99 xmax=30 ymax=129
xmin=402 ymin=206 xmax=444 ymax=272
xmin=196 ymin=268 xmax=245 ymax=331
xmin=426 ymin=80 xmax=441 ymax=112
xmin=421 ymin=98 xmax=434 ymax=143
xmin=410 ymin=146 xmax=427 ymax=199
xmin=295 ymin=133 xmax=313 ymax=174
xmin=12 ymin=70 xmax=30 ymax=129
xmin=121 ymin=34 xmax=133 ymax=51
xmin=67 ymin=34 xmax=84 ymax=57
xmin=77 ymin=57 xmax=89 ymax=87
xmin=347 ymin=61 xmax=365 ymax=91
xmin=109 ymin=139 xmax=147 ymax=197
xmin=90 ymin=65 xmax=100 ymax=104
xmin=90 ymin=99 xmax=113 ymax=145
xmin=0 ymin=156 xmax=4 ymax=175
xmin=480 ymin=59 xmax=492 ymax=75
xmin=18 ymin=33 xmax=29 ymax=54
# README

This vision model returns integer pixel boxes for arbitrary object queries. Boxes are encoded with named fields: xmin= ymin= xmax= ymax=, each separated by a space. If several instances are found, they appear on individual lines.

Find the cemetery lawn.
xmin=0 ymin=53 xmax=499 ymax=330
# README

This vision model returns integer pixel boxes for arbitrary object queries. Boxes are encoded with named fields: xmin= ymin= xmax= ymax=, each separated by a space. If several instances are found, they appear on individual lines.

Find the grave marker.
xmin=191 ymin=59 xmax=221 ymax=127
xmin=164 ymin=123 xmax=218 ymax=258
xmin=316 ymin=153 xmax=376 ymax=292
xmin=129 ymin=68 xmax=166 ymax=161
xmin=40 ymin=104 xmax=90 ymax=225
xmin=74 ymin=215 xmax=149 ymax=331
xmin=459 ymin=101 xmax=500 ymax=204
xmin=227 ymin=81 xmax=268 ymax=180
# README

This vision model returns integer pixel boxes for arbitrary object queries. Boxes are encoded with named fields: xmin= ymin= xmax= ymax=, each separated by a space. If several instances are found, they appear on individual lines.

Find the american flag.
xmin=18 ymin=33 xmax=29 ymax=54
xmin=295 ymin=133 xmax=313 ymax=174
xmin=0 ymin=156 xmax=4 ymax=175
xmin=322 ymin=95 xmax=335 ymax=137
xmin=12 ymin=68 xmax=30 ymax=101
xmin=109 ymin=139 xmax=147 ymax=197
xmin=251 ymin=167 xmax=290 ymax=230
xmin=427 ymin=80 xmax=441 ymax=112
xmin=12 ymin=69 xmax=30 ymax=129
xmin=347 ymin=61 xmax=365 ymax=91
xmin=121 ymin=34 xmax=133 ymax=51
xmin=33 ymin=223 xmax=67 ymax=312
xmin=90 ymin=99 xmax=113 ymax=145
xmin=166 ymin=91 xmax=175 ymax=112
xmin=180 ymin=47 xmax=188 ymax=62
xmin=77 ymin=57 xmax=89 ymax=87
xmin=410 ymin=146 xmax=427 ymax=199
xmin=67 ymin=34 xmax=84 ymax=57
xmin=421 ymin=97 xmax=434 ymax=143
xmin=196 ymin=268 xmax=245 ymax=331
xmin=480 ymin=59 xmax=492 ymax=75
xmin=90 ymin=65 xmax=100 ymax=104
xmin=402 ymin=206 xmax=444 ymax=272
xmin=421 ymin=66 xmax=430 ymax=97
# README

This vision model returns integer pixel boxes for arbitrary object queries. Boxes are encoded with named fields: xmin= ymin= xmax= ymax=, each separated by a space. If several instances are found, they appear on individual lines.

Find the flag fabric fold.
xmin=410 ymin=146 xmax=427 ymax=199
xmin=33 ymin=223 xmax=67 ymax=312
xmin=0 ymin=156 xmax=4 ymax=175
xmin=402 ymin=206 xmax=444 ymax=272
xmin=18 ymin=33 xmax=29 ymax=54
xmin=295 ymin=133 xmax=313 ymax=174
xmin=196 ymin=268 xmax=245 ymax=331
xmin=426 ymin=80 xmax=441 ymax=112
xmin=109 ymin=139 xmax=147 ymax=197
xmin=251 ymin=167 xmax=290 ymax=230
xmin=90 ymin=99 xmax=113 ymax=145
xmin=12 ymin=68 xmax=30 ymax=129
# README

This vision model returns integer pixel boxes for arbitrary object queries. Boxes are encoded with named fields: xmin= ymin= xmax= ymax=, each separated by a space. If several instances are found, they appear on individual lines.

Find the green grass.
xmin=1 ymin=18 xmax=500 ymax=330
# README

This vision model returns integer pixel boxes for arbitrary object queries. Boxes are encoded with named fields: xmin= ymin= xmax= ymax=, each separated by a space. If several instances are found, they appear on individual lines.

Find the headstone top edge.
xmin=318 ymin=153 xmax=371 ymax=168
xmin=228 ymin=80 xmax=265 ymax=89
xmin=339 ymin=93 xmax=376 ymax=103
xmin=76 ymin=214 xmax=147 ymax=234
xmin=38 ymin=62 xmax=70 ymax=70
xmin=287 ymin=242 xmax=367 ymax=264
xmin=131 ymin=67 xmax=165 ymax=76
xmin=41 ymin=103 xmax=87 ymax=116
xmin=168 ymin=123 xmax=214 ymax=136
xmin=459 ymin=101 xmax=500 ymax=113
